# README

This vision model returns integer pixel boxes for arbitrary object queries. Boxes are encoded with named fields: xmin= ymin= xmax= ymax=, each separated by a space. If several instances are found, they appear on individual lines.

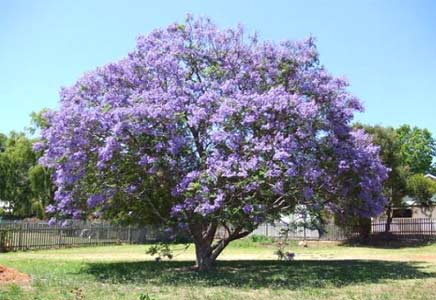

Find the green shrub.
xmin=249 ymin=234 xmax=276 ymax=244
xmin=0 ymin=229 xmax=12 ymax=252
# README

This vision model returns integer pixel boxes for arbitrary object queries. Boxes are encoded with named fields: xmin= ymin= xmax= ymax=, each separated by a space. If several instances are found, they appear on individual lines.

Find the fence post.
xmin=18 ymin=223 xmax=23 ymax=250
xmin=128 ymin=226 xmax=132 ymax=244
xmin=431 ymin=218 xmax=433 ymax=236
xmin=58 ymin=227 xmax=62 ymax=248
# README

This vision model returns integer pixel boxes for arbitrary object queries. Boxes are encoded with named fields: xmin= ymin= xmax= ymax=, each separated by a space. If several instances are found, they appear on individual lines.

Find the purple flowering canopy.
xmin=38 ymin=16 xmax=388 ymax=270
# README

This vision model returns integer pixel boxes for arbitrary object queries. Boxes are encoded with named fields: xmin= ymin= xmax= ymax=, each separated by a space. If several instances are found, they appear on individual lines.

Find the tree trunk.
xmin=190 ymin=222 xmax=217 ymax=272
xmin=189 ymin=222 xmax=252 ymax=271
xmin=385 ymin=204 xmax=393 ymax=233
xmin=194 ymin=239 xmax=215 ymax=271
xmin=357 ymin=217 xmax=371 ymax=240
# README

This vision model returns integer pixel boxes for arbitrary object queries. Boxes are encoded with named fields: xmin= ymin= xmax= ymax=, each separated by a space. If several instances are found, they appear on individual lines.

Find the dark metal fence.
xmin=371 ymin=218 xmax=436 ymax=236
xmin=0 ymin=221 xmax=131 ymax=251
xmin=2 ymin=218 xmax=435 ymax=252
xmin=0 ymin=221 xmax=188 ymax=252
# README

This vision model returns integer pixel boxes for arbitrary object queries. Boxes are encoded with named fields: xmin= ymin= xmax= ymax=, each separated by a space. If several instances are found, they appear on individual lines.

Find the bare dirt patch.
xmin=0 ymin=265 xmax=31 ymax=285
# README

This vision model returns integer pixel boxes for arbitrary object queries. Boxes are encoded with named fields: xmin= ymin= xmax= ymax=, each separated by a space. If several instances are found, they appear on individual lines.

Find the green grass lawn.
xmin=0 ymin=239 xmax=435 ymax=300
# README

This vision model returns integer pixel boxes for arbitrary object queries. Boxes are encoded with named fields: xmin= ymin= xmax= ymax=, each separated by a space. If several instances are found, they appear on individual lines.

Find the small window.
xmin=392 ymin=209 xmax=412 ymax=218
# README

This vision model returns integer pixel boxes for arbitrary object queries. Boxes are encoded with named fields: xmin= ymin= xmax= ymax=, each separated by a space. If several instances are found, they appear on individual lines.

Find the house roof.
xmin=403 ymin=196 xmax=436 ymax=206
xmin=424 ymin=174 xmax=436 ymax=181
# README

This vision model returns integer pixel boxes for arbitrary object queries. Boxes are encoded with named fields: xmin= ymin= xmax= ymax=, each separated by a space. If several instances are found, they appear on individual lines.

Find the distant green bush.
xmin=0 ymin=229 xmax=12 ymax=252
xmin=229 ymin=234 xmax=277 ymax=248
xmin=249 ymin=234 xmax=276 ymax=244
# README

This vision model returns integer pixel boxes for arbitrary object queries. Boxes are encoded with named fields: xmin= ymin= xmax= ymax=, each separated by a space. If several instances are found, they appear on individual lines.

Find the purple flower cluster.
xmin=38 ymin=16 xmax=388 ymax=225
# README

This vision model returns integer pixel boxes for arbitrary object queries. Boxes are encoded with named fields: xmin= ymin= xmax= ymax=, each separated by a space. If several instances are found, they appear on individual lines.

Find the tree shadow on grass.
xmin=82 ymin=259 xmax=435 ymax=289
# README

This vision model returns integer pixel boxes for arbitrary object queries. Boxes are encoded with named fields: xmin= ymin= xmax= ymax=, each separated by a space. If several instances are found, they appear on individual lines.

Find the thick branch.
xmin=135 ymin=190 xmax=167 ymax=223
xmin=210 ymin=228 xmax=251 ymax=260
xmin=188 ymin=125 xmax=206 ymax=160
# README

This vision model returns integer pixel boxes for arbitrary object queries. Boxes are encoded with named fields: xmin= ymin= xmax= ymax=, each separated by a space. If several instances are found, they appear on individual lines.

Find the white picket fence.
xmin=251 ymin=223 xmax=355 ymax=240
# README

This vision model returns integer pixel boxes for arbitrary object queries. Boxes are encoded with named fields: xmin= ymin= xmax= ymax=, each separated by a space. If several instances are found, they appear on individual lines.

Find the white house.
xmin=0 ymin=200 xmax=12 ymax=214
xmin=388 ymin=174 xmax=436 ymax=219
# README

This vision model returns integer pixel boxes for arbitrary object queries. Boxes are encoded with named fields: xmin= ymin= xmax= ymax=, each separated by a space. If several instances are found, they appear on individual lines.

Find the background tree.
xmin=0 ymin=134 xmax=7 ymax=152
xmin=431 ymin=163 xmax=436 ymax=175
xmin=0 ymin=132 xmax=37 ymax=217
xmin=0 ymin=131 xmax=53 ymax=219
xmin=39 ymin=16 xmax=388 ymax=271
xmin=397 ymin=125 xmax=435 ymax=174
xmin=407 ymin=174 xmax=436 ymax=207
xmin=355 ymin=124 xmax=435 ymax=232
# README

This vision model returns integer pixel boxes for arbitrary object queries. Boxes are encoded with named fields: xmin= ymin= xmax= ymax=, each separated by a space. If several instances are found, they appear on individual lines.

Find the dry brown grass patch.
xmin=0 ymin=265 xmax=31 ymax=286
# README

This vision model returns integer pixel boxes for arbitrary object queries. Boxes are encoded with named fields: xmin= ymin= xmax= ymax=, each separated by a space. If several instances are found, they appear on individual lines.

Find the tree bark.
xmin=189 ymin=222 xmax=217 ymax=271
xmin=194 ymin=239 xmax=215 ymax=271
xmin=385 ymin=204 xmax=393 ymax=233
xmin=190 ymin=223 xmax=251 ymax=271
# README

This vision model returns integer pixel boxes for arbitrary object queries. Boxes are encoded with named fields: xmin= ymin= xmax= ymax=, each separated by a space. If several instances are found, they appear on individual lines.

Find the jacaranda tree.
xmin=37 ymin=16 xmax=388 ymax=270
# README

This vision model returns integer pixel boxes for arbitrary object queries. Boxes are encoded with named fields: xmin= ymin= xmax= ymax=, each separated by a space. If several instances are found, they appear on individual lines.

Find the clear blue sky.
xmin=1 ymin=0 xmax=435 ymax=135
